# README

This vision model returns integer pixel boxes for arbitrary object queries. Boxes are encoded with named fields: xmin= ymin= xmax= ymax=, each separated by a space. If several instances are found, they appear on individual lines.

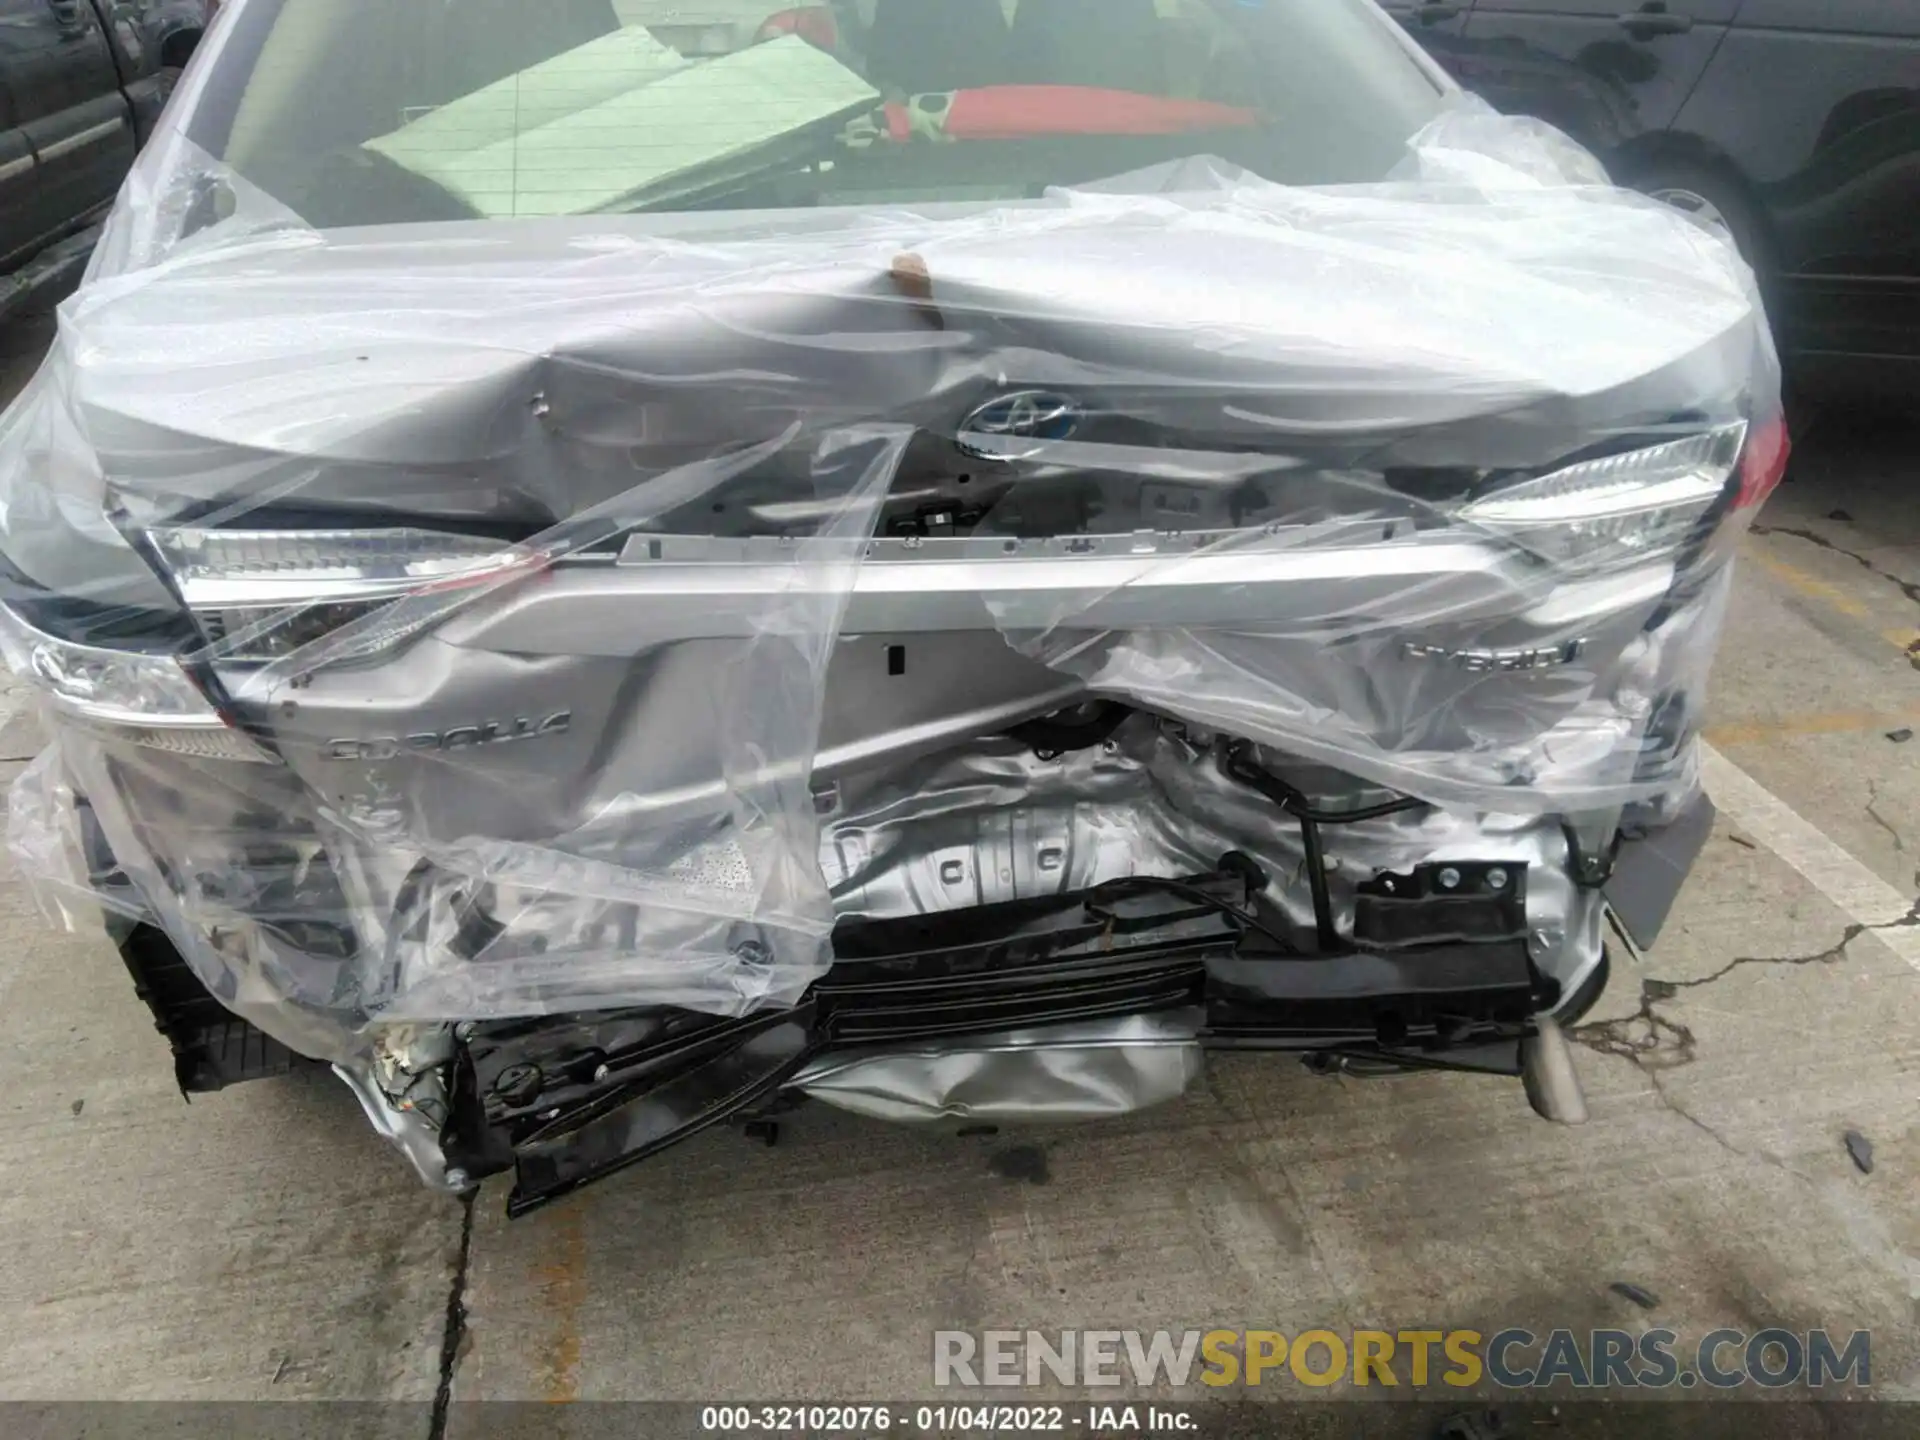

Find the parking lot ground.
xmin=0 ymin=313 xmax=1914 ymax=1428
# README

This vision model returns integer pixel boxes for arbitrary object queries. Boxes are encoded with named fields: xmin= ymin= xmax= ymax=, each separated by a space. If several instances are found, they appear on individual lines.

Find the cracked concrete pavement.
xmin=0 ymin=309 xmax=1916 ymax=1427
xmin=1572 ymin=897 xmax=1920 ymax=1074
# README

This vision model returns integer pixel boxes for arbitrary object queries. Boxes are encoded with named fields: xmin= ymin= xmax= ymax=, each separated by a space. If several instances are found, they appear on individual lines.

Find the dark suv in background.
xmin=1 ymin=0 xmax=209 ymax=319
xmin=1386 ymin=0 xmax=1920 ymax=399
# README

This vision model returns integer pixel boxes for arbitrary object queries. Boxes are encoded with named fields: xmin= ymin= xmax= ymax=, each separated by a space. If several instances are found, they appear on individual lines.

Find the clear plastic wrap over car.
xmin=0 ymin=0 xmax=1784 ymax=1199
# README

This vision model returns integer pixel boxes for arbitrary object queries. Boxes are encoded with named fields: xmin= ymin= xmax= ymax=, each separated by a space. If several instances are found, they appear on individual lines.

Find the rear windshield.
xmin=189 ymin=0 xmax=1447 ymax=226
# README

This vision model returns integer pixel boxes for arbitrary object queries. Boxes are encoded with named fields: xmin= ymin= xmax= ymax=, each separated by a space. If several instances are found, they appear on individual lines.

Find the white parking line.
xmin=1700 ymin=742 xmax=1920 ymax=973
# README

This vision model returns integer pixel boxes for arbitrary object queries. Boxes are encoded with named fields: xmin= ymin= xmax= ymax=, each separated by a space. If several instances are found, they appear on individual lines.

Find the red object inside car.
xmin=911 ymin=85 xmax=1258 ymax=141
xmin=756 ymin=7 xmax=840 ymax=51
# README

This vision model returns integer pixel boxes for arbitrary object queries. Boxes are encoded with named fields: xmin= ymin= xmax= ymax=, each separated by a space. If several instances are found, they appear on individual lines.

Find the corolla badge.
xmin=956 ymin=390 xmax=1083 ymax=461
xmin=324 ymin=712 xmax=572 ymax=762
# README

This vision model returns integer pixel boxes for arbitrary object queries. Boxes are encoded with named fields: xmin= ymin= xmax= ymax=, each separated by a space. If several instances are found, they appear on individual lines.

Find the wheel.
xmin=158 ymin=26 xmax=204 ymax=75
xmin=1624 ymin=158 xmax=1770 ymax=278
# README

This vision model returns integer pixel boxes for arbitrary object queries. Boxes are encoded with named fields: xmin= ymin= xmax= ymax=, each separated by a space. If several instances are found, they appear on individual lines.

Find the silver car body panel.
xmin=792 ymin=1011 xmax=1208 ymax=1124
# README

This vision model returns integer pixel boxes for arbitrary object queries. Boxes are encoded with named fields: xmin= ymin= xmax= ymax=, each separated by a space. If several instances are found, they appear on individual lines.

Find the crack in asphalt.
xmin=429 ymin=1191 xmax=476 ymax=1440
xmin=1865 ymin=783 xmax=1906 ymax=852
xmin=1570 ymin=895 xmax=1919 ymax=1176
xmin=1568 ymin=908 xmax=1910 ymax=1184
xmin=1573 ymin=926 xmax=1862 ymax=1071
xmin=1571 ymin=895 xmax=1920 ymax=1075
xmin=1642 ymin=1064 xmax=1801 ymax=1178
xmin=1569 ymin=974 xmax=1705 ymax=1071
xmin=1752 ymin=523 xmax=1920 ymax=611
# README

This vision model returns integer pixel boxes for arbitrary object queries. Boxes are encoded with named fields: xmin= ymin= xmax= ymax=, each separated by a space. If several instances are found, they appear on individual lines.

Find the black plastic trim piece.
xmin=114 ymin=922 xmax=314 ymax=1093
xmin=462 ymin=866 xmax=1562 ymax=1214
xmin=508 ymin=1012 xmax=817 ymax=1217
xmin=1219 ymin=742 xmax=1429 ymax=948
xmin=81 ymin=800 xmax=317 ymax=1094
xmin=1003 ymin=700 xmax=1132 ymax=758
xmin=1603 ymin=790 xmax=1718 ymax=949
xmin=1354 ymin=861 xmax=1529 ymax=949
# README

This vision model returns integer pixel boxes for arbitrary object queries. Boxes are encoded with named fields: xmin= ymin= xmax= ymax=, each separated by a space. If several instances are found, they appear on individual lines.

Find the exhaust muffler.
xmin=1522 ymin=1014 xmax=1589 ymax=1125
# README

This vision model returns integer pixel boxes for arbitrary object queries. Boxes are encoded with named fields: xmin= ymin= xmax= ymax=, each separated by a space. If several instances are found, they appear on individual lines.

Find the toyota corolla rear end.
xmin=0 ymin=0 xmax=1786 ymax=1214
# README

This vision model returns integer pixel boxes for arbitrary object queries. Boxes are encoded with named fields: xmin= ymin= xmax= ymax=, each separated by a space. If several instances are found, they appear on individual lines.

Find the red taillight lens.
xmin=1735 ymin=415 xmax=1790 ymax=509
xmin=756 ymin=6 xmax=839 ymax=50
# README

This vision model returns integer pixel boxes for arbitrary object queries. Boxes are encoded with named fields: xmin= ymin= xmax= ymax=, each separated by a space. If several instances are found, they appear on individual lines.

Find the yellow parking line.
xmin=1746 ymin=544 xmax=1917 ymax=663
xmin=1745 ymin=548 xmax=1876 ymax=620
xmin=533 ymin=1203 xmax=588 ymax=1404
xmin=1706 ymin=705 xmax=1920 ymax=748
xmin=1720 ymin=544 xmax=1920 ymax=745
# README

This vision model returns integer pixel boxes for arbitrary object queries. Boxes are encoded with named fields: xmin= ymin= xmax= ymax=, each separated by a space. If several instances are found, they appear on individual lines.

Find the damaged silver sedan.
xmin=0 ymin=0 xmax=1785 ymax=1214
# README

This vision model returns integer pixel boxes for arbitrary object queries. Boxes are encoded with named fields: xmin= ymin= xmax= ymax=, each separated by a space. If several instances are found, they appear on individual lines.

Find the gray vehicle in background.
xmin=1386 ymin=0 xmax=1920 ymax=400
xmin=1 ymin=0 xmax=209 ymax=318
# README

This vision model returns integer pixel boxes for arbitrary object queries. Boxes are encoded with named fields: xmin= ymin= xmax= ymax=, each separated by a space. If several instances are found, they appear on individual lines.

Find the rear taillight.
xmin=1455 ymin=422 xmax=1746 ymax=570
xmin=0 ymin=603 xmax=270 ymax=761
xmin=1734 ymin=414 xmax=1791 ymax=510
xmin=144 ymin=527 xmax=546 ymax=663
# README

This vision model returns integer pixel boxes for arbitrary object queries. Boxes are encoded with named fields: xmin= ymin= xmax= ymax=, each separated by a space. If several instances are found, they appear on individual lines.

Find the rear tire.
xmin=1626 ymin=158 xmax=1768 ymax=274
xmin=158 ymin=25 xmax=203 ymax=75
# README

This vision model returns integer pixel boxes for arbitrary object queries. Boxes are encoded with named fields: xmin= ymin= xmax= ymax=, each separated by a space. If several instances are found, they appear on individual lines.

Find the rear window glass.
xmin=191 ymin=0 xmax=1446 ymax=225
